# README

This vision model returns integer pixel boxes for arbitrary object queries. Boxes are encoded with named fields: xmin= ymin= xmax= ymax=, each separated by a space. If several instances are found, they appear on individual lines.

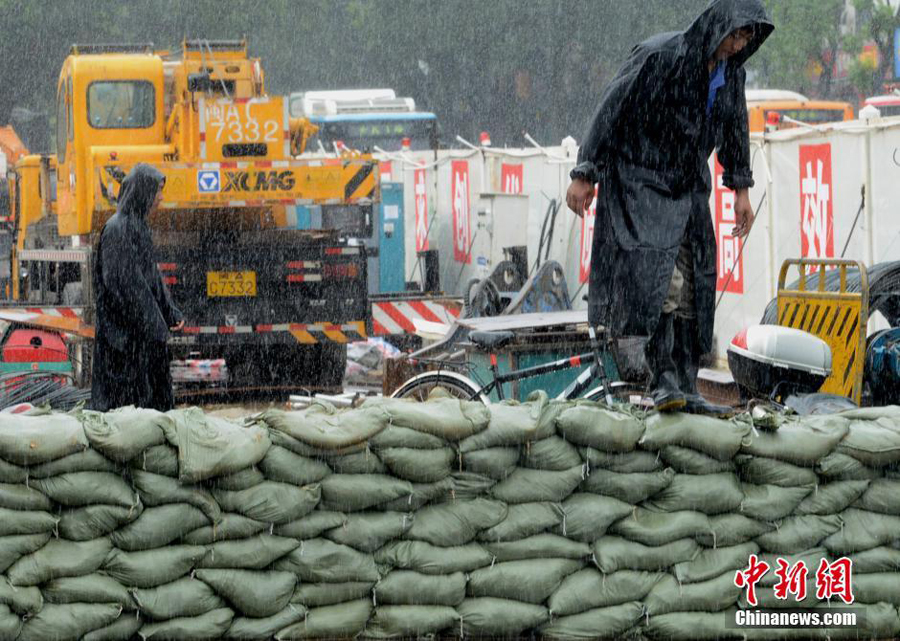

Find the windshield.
xmin=314 ymin=118 xmax=437 ymax=152
xmin=771 ymin=108 xmax=847 ymax=125
xmin=87 ymin=81 xmax=155 ymax=129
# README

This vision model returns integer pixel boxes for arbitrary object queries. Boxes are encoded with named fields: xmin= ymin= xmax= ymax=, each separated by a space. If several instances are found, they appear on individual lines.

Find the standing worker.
xmin=91 ymin=163 xmax=184 ymax=412
xmin=567 ymin=0 xmax=773 ymax=414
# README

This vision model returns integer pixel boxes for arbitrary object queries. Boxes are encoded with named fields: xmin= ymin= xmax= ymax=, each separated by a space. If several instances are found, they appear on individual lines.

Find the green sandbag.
xmin=458 ymin=394 xmax=559 ymax=453
xmin=0 ymin=507 xmax=57 ymax=536
xmin=162 ymin=407 xmax=271 ymax=483
xmin=758 ymin=515 xmax=843 ymax=554
xmin=0 ymin=482 xmax=51 ymax=511
xmin=482 ymin=534 xmax=591 ymax=562
xmin=851 ymin=573 xmax=900 ymax=605
xmin=375 ymin=570 xmax=465 ymax=606
xmin=380 ymin=478 xmax=454 ymax=511
xmin=538 ymin=602 xmax=643 ymax=640
xmin=198 ymin=534 xmax=299 ymax=570
xmin=645 ymin=472 xmax=744 ymax=515
xmin=34 ymin=471 xmax=138 ymax=508
xmin=365 ymin=396 xmax=489 ymax=440
xmin=521 ymin=436 xmax=582 ymax=471
xmin=131 ymin=444 xmax=179 ymax=477
xmin=735 ymin=455 xmax=819 ymax=487
xmin=138 ymin=607 xmax=234 ymax=640
xmin=490 ymin=466 xmax=584 ymax=504
xmin=369 ymin=425 xmax=447 ymax=450
xmin=212 ymin=482 xmax=320 ymax=524
xmin=557 ymin=493 xmax=633 ymax=543
xmin=555 ymin=405 xmax=644 ymax=452
xmin=592 ymin=536 xmax=699 ymax=573
xmin=405 ymin=498 xmax=507 ymax=546
xmin=28 ymin=448 xmax=118 ymax=478
xmin=319 ymin=474 xmax=412 ymax=512
xmin=696 ymin=513 xmax=775 ymax=547
xmin=83 ymin=614 xmax=143 ymax=641
xmin=363 ymin=605 xmax=458 ymax=638
xmin=59 ymin=503 xmax=144 ymax=541
xmin=640 ymin=413 xmax=750 ymax=461
xmin=257 ymin=445 xmax=331 ymax=486
xmin=468 ymin=558 xmax=583 ymax=604
xmin=132 ymin=470 xmax=221 ymax=523
xmin=273 ymin=538 xmax=380 ymax=582
xmin=741 ymin=414 xmax=849 ymax=466
xmin=258 ymin=402 xmax=390 ymax=450
xmin=836 ymin=407 xmax=900 ymax=467
xmin=375 ymin=540 xmax=493 ymax=575
xmin=739 ymin=483 xmax=812 ymax=521
xmin=548 ymin=568 xmax=663 ymax=616
xmin=182 ymin=513 xmax=267 ymax=545
xmin=17 ymin=602 xmax=121 ymax=641
xmin=824 ymin=508 xmax=900 ymax=555
xmin=641 ymin=609 xmax=737 ymax=641
xmin=579 ymin=467 xmax=675 ymax=504
xmin=0 ymin=582 xmax=41 ymax=615
xmin=672 ymin=542 xmax=759 ymax=584
xmin=227 ymin=604 xmax=307 ymax=640
xmin=644 ymin=572 xmax=741 ymax=615
xmin=814 ymin=602 xmax=900 ymax=641
xmin=449 ymin=472 xmax=496 ymax=500
xmin=0 ymin=603 xmax=22 ymax=640
xmin=276 ymin=600 xmax=372 ymax=640
xmin=324 ymin=511 xmax=412 ymax=553
xmin=111 ymin=503 xmax=210 ymax=551
xmin=378 ymin=447 xmax=455 ymax=483
xmin=852 ymin=546 xmax=900 ymax=573
xmin=132 ymin=576 xmax=224 ymax=620
xmin=610 ymin=508 xmax=710 ymax=546
xmin=816 ymin=451 xmax=881 ymax=481
xmin=7 ymin=537 xmax=112 ymax=586
xmin=80 ymin=407 xmax=169 ymax=462
xmin=213 ymin=467 xmax=266 ymax=490
xmin=0 ymin=412 xmax=88 ymax=465
xmin=195 ymin=569 xmax=295 ymax=618
xmin=275 ymin=511 xmax=345 ymax=540
xmin=0 ymin=458 xmax=26 ymax=483
xmin=290 ymin=582 xmax=374 ymax=608
xmin=456 ymin=597 xmax=548 ymax=637
xmin=853 ymin=478 xmax=900 ymax=515
xmin=324 ymin=448 xmax=387 ymax=474
xmin=103 ymin=546 xmax=208 ymax=589
xmin=43 ymin=573 xmax=133 ymax=609
xmin=796 ymin=480 xmax=869 ymax=515
xmin=0 ymin=532 xmax=50 ymax=573
xmin=477 ymin=502 xmax=563 ymax=542
xmin=462 ymin=446 xmax=519 ymax=480
xmin=659 ymin=446 xmax=735 ymax=475
xmin=581 ymin=448 xmax=663 ymax=473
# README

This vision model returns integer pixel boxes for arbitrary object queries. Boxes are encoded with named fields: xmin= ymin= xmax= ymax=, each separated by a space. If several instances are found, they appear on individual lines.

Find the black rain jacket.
xmin=572 ymin=0 xmax=773 ymax=352
xmin=91 ymin=163 xmax=182 ymax=411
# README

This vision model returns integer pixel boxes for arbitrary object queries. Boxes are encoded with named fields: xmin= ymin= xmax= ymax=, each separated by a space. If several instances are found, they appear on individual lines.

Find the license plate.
xmin=207 ymin=271 xmax=257 ymax=297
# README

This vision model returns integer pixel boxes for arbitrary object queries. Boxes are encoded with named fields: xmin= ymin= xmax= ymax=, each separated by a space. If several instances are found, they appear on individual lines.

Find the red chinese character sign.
xmin=451 ymin=161 xmax=471 ymax=264
xmin=501 ymin=163 xmax=523 ymax=194
xmin=713 ymin=155 xmax=743 ymax=294
xmin=799 ymin=144 xmax=834 ymax=267
xmin=578 ymin=189 xmax=598 ymax=284
xmin=414 ymin=167 xmax=429 ymax=252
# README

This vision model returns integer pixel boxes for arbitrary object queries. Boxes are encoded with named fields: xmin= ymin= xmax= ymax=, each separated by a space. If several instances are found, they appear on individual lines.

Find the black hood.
xmin=684 ymin=0 xmax=774 ymax=67
xmin=117 ymin=163 xmax=165 ymax=220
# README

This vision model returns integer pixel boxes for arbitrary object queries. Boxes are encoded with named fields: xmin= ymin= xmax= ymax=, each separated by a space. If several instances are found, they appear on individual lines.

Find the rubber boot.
xmin=672 ymin=315 xmax=734 ymax=418
xmin=646 ymin=313 xmax=686 ymax=412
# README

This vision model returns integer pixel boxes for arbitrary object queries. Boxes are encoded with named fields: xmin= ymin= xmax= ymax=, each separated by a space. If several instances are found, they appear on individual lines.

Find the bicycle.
xmin=391 ymin=324 xmax=642 ymax=405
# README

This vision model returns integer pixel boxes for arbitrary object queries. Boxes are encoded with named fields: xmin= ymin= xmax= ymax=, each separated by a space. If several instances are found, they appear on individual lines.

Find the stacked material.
xmin=0 ymin=395 xmax=899 ymax=639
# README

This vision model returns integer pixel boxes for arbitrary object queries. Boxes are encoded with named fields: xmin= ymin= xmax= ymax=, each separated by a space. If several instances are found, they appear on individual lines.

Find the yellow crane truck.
xmin=5 ymin=40 xmax=378 ymax=391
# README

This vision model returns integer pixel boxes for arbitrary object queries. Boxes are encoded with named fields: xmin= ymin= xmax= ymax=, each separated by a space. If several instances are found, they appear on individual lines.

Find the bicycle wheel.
xmin=391 ymin=371 xmax=488 ymax=404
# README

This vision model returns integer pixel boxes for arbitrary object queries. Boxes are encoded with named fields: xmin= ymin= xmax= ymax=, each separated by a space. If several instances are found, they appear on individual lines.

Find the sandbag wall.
xmin=1 ymin=397 xmax=900 ymax=640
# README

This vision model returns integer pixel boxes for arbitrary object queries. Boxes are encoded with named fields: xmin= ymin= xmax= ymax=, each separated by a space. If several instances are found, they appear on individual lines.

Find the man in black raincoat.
xmin=567 ymin=0 xmax=773 ymax=413
xmin=91 ymin=163 xmax=184 ymax=411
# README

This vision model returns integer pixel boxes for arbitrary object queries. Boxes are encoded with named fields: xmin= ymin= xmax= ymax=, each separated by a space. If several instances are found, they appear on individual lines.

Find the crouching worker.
xmin=566 ymin=0 xmax=773 ymax=415
xmin=91 ymin=163 xmax=184 ymax=411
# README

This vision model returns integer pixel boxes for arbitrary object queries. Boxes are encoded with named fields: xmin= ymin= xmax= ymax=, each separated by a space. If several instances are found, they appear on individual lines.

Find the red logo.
xmin=736 ymin=555 xmax=854 ymax=606
xmin=451 ymin=161 xmax=471 ymax=263
xmin=815 ymin=558 xmax=855 ymax=604
xmin=734 ymin=554 xmax=770 ymax=607
xmin=501 ymin=163 xmax=523 ymax=194
xmin=799 ymin=144 xmax=834 ymax=270
xmin=414 ymin=167 xmax=429 ymax=252
xmin=578 ymin=188 xmax=598 ymax=284
xmin=713 ymin=155 xmax=743 ymax=294
xmin=773 ymin=558 xmax=808 ymax=601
